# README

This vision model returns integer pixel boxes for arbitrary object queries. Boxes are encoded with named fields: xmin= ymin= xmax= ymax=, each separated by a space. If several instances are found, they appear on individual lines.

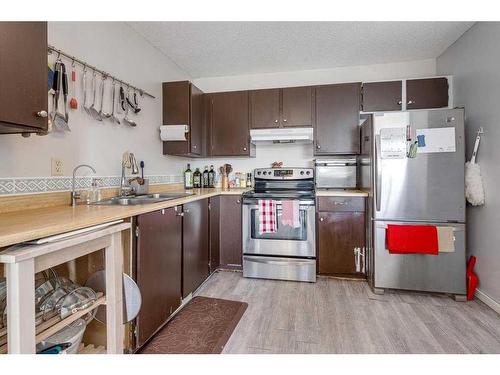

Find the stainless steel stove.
xmin=242 ymin=168 xmax=316 ymax=282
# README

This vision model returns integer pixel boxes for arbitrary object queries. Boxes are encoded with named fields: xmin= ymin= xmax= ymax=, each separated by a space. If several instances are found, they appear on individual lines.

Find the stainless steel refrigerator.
xmin=360 ymin=109 xmax=466 ymax=298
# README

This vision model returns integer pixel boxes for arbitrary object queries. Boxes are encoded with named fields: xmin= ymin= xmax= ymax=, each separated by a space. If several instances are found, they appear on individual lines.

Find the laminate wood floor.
xmin=196 ymin=271 xmax=500 ymax=354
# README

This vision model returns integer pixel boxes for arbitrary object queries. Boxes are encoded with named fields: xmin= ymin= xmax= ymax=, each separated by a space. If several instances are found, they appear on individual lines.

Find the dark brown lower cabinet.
xmin=219 ymin=196 xmax=243 ymax=270
xmin=209 ymin=196 xmax=221 ymax=273
xmin=135 ymin=207 xmax=182 ymax=347
xmin=318 ymin=205 xmax=366 ymax=276
xmin=182 ymin=199 xmax=210 ymax=297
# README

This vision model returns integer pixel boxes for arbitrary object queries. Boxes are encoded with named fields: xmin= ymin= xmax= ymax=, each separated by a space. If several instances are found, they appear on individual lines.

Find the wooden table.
xmin=0 ymin=222 xmax=130 ymax=354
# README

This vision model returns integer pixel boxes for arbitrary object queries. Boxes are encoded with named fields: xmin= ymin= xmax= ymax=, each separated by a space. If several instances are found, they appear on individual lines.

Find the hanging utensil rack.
xmin=47 ymin=45 xmax=156 ymax=99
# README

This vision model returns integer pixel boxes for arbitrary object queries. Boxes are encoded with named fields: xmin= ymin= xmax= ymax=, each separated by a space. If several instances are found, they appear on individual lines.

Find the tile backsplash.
xmin=0 ymin=175 xmax=183 ymax=195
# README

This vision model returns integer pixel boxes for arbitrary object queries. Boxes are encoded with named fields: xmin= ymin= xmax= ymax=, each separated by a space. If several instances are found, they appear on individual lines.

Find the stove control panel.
xmin=254 ymin=168 xmax=314 ymax=180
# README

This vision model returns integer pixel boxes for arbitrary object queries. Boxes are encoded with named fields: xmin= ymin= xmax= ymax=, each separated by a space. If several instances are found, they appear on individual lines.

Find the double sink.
xmin=93 ymin=192 xmax=194 ymax=206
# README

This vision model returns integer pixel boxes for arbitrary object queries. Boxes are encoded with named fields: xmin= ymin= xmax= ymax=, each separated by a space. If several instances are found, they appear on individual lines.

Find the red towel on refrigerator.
xmin=386 ymin=224 xmax=439 ymax=255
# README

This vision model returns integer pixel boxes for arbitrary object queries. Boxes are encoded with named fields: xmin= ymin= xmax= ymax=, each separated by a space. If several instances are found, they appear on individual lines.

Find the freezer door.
xmin=373 ymin=221 xmax=466 ymax=295
xmin=373 ymin=109 xmax=465 ymax=222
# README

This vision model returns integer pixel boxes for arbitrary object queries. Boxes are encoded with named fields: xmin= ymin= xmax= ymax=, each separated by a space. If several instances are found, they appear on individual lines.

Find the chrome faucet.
xmin=71 ymin=164 xmax=96 ymax=206
xmin=119 ymin=152 xmax=139 ymax=197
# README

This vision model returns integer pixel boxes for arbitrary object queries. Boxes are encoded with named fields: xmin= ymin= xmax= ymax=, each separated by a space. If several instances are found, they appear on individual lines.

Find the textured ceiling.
xmin=128 ymin=22 xmax=473 ymax=78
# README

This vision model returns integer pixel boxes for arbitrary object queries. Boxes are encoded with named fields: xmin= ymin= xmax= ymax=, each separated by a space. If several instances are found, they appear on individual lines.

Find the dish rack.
xmin=0 ymin=222 xmax=129 ymax=354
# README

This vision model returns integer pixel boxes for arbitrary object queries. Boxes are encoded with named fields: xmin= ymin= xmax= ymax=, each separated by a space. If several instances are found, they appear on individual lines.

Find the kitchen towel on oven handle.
xmin=258 ymin=199 xmax=277 ymax=234
xmin=281 ymin=200 xmax=300 ymax=228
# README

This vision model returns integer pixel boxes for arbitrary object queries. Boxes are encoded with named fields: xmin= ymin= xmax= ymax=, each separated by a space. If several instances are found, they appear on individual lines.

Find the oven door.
xmin=242 ymin=198 xmax=316 ymax=257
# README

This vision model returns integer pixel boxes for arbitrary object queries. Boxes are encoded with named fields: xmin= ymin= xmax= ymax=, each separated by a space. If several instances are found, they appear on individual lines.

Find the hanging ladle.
xmin=110 ymin=80 xmax=121 ymax=125
xmin=122 ymin=87 xmax=137 ymax=127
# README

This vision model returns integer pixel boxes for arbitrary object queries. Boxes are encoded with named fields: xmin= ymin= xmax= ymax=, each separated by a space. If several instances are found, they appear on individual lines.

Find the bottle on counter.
xmin=234 ymin=172 xmax=241 ymax=188
xmin=208 ymin=165 xmax=215 ymax=188
xmin=184 ymin=163 xmax=193 ymax=189
xmin=240 ymin=172 xmax=247 ymax=188
xmin=202 ymin=166 xmax=209 ymax=188
xmin=246 ymin=172 xmax=252 ymax=188
xmin=90 ymin=178 xmax=101 ymax=203
xmin=193 ymin=168 xmax=202 ymax=188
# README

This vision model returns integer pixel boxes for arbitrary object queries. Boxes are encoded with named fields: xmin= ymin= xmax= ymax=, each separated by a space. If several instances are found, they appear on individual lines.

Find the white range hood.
xmin=250 ymin=127 xmax=314 ymax=144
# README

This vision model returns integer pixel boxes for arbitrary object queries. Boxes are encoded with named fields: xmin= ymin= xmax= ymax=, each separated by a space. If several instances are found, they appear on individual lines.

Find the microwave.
xmin=314 ymin=157 xmax=358 ymax=189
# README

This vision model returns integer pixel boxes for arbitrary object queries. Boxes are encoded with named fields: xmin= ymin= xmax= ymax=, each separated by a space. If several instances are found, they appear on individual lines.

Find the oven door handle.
xmin=242 ymin=199 xmax=315 ymax=206
xmin=244 ymin=256 xmax=313 ymax=266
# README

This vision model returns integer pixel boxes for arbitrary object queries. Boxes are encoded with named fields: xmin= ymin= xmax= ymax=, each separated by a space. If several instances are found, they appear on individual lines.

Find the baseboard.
xmin=475 ymin=288 xmax=500 ymax=315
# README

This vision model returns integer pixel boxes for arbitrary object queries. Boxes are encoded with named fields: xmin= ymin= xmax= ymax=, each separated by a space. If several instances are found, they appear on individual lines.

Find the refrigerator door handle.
xmin=375 ymin=134 xmax=382 ymax=211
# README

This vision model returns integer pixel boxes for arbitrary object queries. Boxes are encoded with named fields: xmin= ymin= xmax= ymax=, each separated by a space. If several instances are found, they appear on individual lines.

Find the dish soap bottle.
xmin=184 ymin=164 xmax=193 ymax=189
xmin=208 ymin=165 xmax=215 ymax=188
xmin=202 ymin=166 xmax=209 ymax=188
xmin=89 ymin=178 xmax=101 ymax=203
xmin=193 ymin=168 xmax=202 ymax=188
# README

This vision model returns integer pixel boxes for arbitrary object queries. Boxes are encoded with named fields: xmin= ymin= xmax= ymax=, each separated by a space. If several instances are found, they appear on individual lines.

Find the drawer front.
xmin=243 ymin=256 xmax=316 ymax=282
xmin=317 ymin=196 xmax=365 ymax=212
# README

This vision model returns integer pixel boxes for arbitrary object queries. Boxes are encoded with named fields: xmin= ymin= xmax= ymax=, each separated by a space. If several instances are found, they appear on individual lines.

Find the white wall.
xmin=437 ymin=22 xmax=500 ymax=307
xmin=191 ymin=59 xmax=437 ymax=174
xmin=0 ymin=22 xmax=190 ymax=179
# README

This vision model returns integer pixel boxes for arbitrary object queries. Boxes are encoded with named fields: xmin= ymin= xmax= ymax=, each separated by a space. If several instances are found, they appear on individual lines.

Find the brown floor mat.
xmin=139 ymin=296 xmax=248 ymax=354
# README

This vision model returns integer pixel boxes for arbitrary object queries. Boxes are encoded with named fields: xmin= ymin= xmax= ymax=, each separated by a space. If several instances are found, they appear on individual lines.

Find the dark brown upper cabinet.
xmin=362 ymin=81 xmax=402 ymax=112
xmin=0 ymin=22 xmax=48 ymax=135
xmin=249 ymin=86 xmax=313 ymax=128
xmin=162 ymin=81 xmax=204 ymax=157
xmin=406 ymin=77 xmax=449 ymax=110
xmin=314 ymin=83 xmax=361 ymax=155
xmin=209 ymin=90 xmax=255 ymax=157
xmin=249 ymin=89 xmax=280 ymax=128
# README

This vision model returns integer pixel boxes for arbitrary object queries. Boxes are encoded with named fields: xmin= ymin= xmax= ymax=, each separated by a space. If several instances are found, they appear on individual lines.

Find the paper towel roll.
xmin=160 ymin=125 xmax=189 ymax=141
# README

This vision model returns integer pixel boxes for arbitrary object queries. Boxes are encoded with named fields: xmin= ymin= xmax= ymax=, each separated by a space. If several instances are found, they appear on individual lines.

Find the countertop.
xmin=0 ymin=187 xmax=367 ymax=248
xmin=315 ymin=189 xmax=369 ymax=197
xmin=0 ymin=188 xmax=249 ymax=248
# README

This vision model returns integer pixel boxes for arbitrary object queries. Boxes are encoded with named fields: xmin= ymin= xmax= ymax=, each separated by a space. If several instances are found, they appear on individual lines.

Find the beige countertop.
xmin=315 ymin=189 xmax=369 ymax=197
xmin=0 ymin=188 xmax=249 ymax=248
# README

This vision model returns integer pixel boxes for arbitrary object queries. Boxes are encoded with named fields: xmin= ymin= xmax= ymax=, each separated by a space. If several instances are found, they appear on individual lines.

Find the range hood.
xmin=250 ymin=127 xmax=314 ymax=144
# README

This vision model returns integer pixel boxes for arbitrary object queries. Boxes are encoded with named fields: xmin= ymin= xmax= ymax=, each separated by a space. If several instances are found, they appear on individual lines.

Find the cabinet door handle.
xmin=333 ymin=201 xmax=348 ymax=205
xmin=176 ymin=212 xmax=184 ymax=217
xmin=319 ymin=217 xmax=324 ymax=222
xmin=243 ymin=147 xmax=247 ymax=151
xmin=316 ymin=144 xmax=321 ymax=149
xmin=397 ymin=100 xmax=402 ymax=105
xmin=36 ymin=110 xmax=48 ymax=118
xmin=236 ymin=199 xmax=241 ymax=204
xmin=283 ymin=118 xmax=287 ymax=122
xmin=407 ymin=100 xmax=414 ymax=105
xmin=193 ymin=145 xmax=197 ymax=149
xmin=274 ymin=119 xmax=279 ymax=123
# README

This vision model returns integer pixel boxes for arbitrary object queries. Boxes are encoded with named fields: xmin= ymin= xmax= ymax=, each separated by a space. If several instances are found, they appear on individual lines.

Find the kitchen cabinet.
xmin=406 ymin=77 xmax=449 ymax=110
xmin=135 ymin=207 xmax=182 ymax=347
xmin=314 ymin=83 xmax=361 ymax=155
xmin=249 ymin=89 xmax=281 ymax=128
xmin=182 ymin=199 xmax=210 ymax=297
xmin=162 ymin=81 xmax=204 ymax=156
xmin=209 ymin=90 xmax=254 ymax=157
xmin=219 ymin=196 xmax=243 ymax=270
xmin=361 ymin=81 xmax=402 ymax=112
xmin=209 ymin=196 xmax=221 ymax=273
xmin=0 ymin=22 xmax=48 ymax=134
xmin=317 ymin=197 xmax=366 ymax=276
xmin=249 ymin=86 xmax=313 ymax=128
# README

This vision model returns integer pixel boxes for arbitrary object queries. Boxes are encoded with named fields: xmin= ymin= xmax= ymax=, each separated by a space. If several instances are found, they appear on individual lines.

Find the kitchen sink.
xmin=92 ymin=192 xmax=194 ymax=206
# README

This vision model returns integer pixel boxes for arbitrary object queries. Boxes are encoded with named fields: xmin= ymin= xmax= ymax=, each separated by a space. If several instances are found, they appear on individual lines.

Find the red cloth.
xmin=386 ymin=224 xmax=439 ymax=255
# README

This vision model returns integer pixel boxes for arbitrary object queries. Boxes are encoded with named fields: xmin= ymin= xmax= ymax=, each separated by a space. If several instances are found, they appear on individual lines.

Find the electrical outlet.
xmin=51 ymin=158 xmax=64 ymax=176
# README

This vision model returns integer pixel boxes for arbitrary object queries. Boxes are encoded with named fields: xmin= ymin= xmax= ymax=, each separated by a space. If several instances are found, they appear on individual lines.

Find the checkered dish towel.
xmin=258 ymin=199 xmax=277 ymax=234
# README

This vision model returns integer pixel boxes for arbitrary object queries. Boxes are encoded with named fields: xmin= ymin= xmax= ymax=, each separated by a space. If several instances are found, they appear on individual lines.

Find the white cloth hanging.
xmin=465 ymin=128 xmax=485 ymax=206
